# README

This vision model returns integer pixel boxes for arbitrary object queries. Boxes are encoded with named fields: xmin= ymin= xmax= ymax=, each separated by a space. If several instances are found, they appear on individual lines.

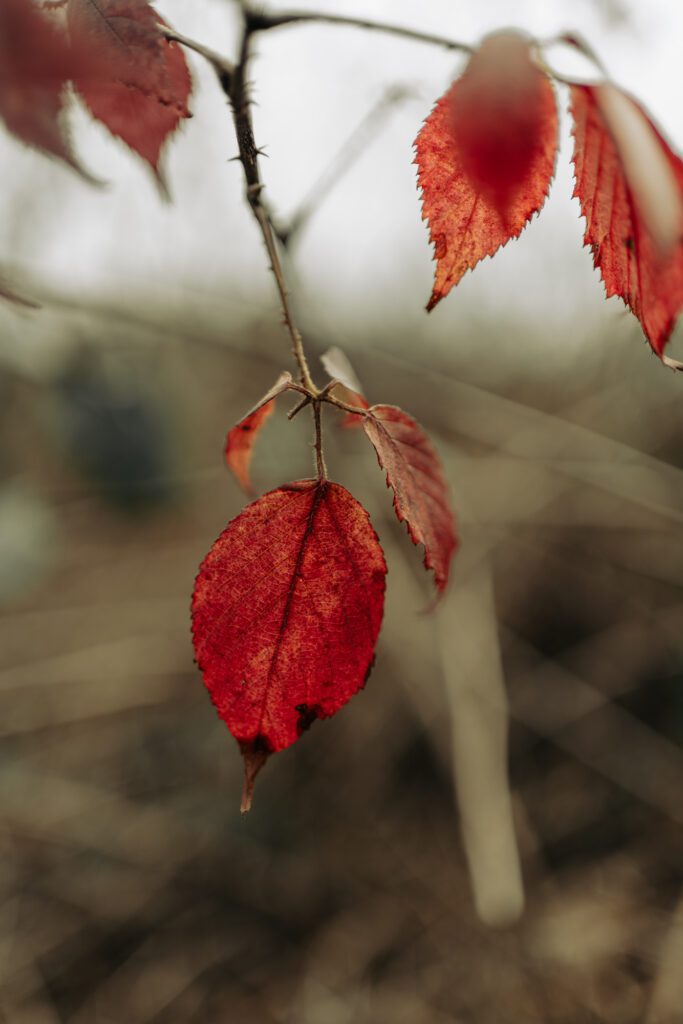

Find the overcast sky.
xmin=1 ymin=0 xmax=682 ymax=368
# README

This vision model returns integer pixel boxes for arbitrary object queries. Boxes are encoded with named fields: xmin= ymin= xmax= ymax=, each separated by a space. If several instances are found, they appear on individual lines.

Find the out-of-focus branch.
xmin=244 ymin=7 xmax=473 ymax=54
xmin=273 ymin=85 xmax=416 ymax=248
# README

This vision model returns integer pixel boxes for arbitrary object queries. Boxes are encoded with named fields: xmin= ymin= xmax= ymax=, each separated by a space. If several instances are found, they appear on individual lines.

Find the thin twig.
xmin=158 ymin=9 xmax=469 ymax=394
xmin=159 ymin=26 xmax=235 ymax=80
xmin=324 ymin=392 xmax=370 ymax=417
xmin=287 ymin=394 xmax=311 ymax=420
xmin=167 ymin=18 xmax=316 ymax=392
xmin=318 ymin=379 xmax=341 ymax=399
xmin=233 ymin=27 xmax=315 ymax=390
xmin=274 ymin=85 xmax=416 ymax=247
xmin=245 ymin=7 xmax=473 ymax=54
xmin=163 ymin=8 xmax=470 ymax=465
xmin=235 ymin=25 xmax=313 ymax=389
xmin=541 ymin=32 xmax=608 ymax=74
xmin=313 ymin=401 xmax=327 ymax=479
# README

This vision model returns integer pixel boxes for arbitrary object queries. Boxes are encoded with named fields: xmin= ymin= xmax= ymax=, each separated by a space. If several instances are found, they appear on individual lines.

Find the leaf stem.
xmin=287 ymin=394 xmax=311 ymax=419
xmin=313 ymin=401 xmax=327 ymax=479
xmin=324 ymin=392 xmax=370 ymax=417
xmin=159 ymin=9 xmax=469 ymax=399
xmin=540 ymin=32 xmax=608 ymax=74
xmin=159 ymin=26 xmax=235 ymax=76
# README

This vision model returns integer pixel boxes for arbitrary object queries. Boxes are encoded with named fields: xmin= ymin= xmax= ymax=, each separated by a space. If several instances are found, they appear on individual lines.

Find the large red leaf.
xmin=192 ymin=479 xmax=387 ymax=811
xmin=570 ymin=83 xmax=683 ymax=365
xmin=415 ymin=31 xmax=558 ymax=310
xmin=362 ymin=405 xmax=457 ymax=593
xmin=67 ymin=0 xmax=192 ymax=183
xmin=224 ymin=371 xmax=293 ymax=494
xmin=0 ymin=0 xmax=90 ymax=170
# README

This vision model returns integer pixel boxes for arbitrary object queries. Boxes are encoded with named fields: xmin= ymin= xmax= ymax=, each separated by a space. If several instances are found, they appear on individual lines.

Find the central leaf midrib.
xmin=78 ymin=0 xmax=138 ymax=56
xmin=256 ymin=482 xmax=325 ymax=736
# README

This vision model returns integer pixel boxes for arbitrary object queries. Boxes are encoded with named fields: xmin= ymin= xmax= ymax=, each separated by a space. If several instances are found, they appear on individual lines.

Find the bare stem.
xmin=313 ymin=401 xmax=327 ymax=479
xmin=287 ymin=394 xmax=311 ymax=420
xmin=245 ymin=7 xmax=473 ymax=54
xmin=159 ymin=26 xmax=235 ymax=76
xmin=169 ymin=17 xmax=316 ymax=392
xmin=540 ymin=32 xmax=608 ymax=74
xmin=234 ymin=27 xmax=316 ymax=391
xmin=274 ymin=85 xmax=415 ymax=247
xmin=318 ymin=379 xmax=340 ymax=399
xmin=163 ymin=8 xmax=474 ymax=461
xmin=323 ymin=392 xmax=370 ymax=417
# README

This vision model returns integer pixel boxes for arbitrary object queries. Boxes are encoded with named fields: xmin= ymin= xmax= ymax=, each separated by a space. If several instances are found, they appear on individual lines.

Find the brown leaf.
xmin=362 ymin=405 xmax=457 ymax=593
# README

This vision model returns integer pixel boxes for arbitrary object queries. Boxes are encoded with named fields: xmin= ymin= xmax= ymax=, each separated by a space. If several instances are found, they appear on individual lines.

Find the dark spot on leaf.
xmin=294 ymin=703 xmax=322 ymax=734
xmin=625 ymin=236 xmax=635 ymax=251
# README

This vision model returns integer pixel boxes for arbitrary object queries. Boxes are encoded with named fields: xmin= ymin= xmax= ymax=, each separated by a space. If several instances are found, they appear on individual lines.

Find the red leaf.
xmin=0 ymin=0 xmax=91 ymax=171
xmin=191 ymin=479 xmax=387 ymax=811
xmin=321 ymin=346 xmax=368 ymax=429
xmin=570 ymin=83 xmax=683 ymax=365
xmin=225 ymin=371 xmax=293 ymax=494
xmin=415 ymin=31 xmax=558 ymax=310
xmin=362 ymin=405 xmax=457 ymax=593
xmin=67 ymin=0 xmax=192 ymax=184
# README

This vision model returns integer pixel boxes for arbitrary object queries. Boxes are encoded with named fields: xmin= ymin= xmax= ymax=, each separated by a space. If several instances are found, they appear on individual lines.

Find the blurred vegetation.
xmin=0 ymin=295 xmax=681 ymax=1023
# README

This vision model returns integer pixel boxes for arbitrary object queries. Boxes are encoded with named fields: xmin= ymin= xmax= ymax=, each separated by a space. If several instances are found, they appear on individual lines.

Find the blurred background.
xmin=1 ymin=0 xmax=682 ymax=1021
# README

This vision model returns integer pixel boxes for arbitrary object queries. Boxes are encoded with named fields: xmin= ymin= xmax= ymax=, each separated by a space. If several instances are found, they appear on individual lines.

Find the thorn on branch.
xmin=167 ymin=11 xmax=317 ymax=393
